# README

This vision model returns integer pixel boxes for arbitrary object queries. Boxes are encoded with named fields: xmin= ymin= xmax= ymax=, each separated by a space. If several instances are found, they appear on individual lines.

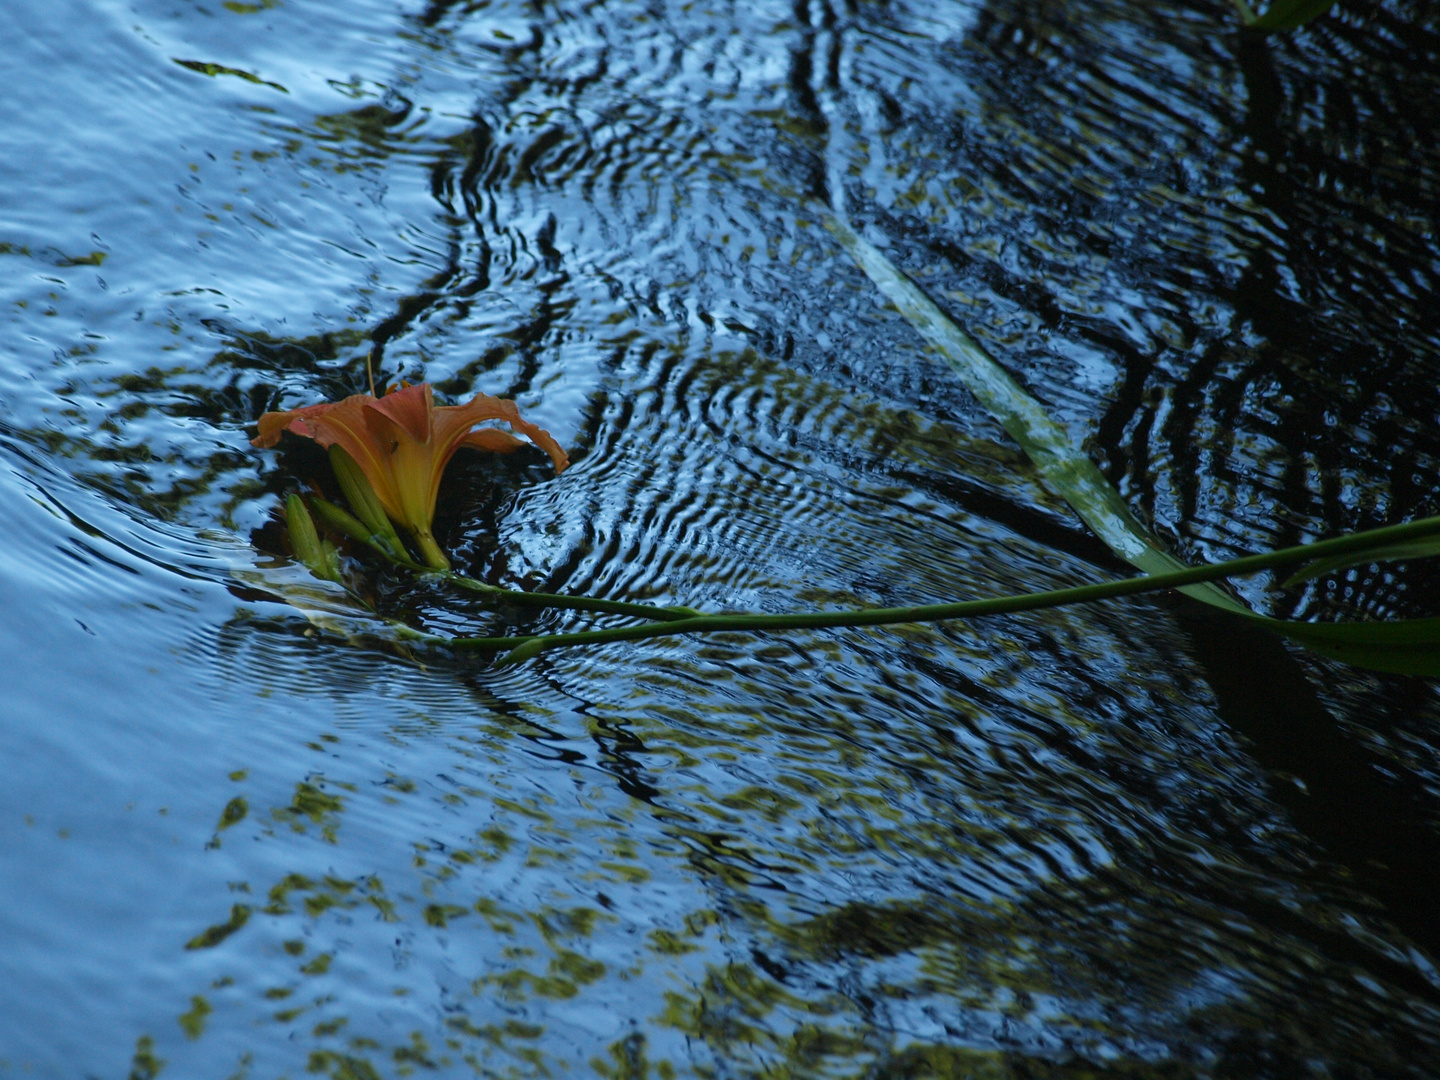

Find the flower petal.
xmin=357 ymin=400 xmax=436 ymax=530
xmin=252 ymin=384 xmax=568 ymax=552
xmin=252 ymin=401 xmax=334 ymax=448
xmin=294 ymin=396 xmax=410 ymax=521
xmin=365 ymin=382 xmax=434 ymax=444
xmin=442 ymin=394 xmax=569 ymax=475
xmin=459 ymin=429 xmax=528 ymax=454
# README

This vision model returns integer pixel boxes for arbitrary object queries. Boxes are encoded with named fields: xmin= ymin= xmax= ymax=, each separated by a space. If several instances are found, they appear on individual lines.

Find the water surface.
xmin=3 ymin=0 xmax=1440 ymax=1076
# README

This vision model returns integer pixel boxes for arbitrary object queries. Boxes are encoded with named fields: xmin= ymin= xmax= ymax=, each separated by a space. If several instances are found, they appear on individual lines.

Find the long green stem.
xmin=306 ymin=495 xmax=698 ymax=622
xmin=443 ymin=572 xmax=698 ymax=621
xmin=444 ymin=515 xmax=1440 ymax=662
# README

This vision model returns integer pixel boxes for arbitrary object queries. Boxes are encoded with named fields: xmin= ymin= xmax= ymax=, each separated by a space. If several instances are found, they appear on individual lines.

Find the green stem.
xmin=306 ymin=496 xmax=697 ymax=622
xmin=412 ymin=528 xmax=452 ymax=571
xmin=446 ymin=515 xmax=1440 ymax=661
xmin=443 ymin=574 xmax=699 ymax=621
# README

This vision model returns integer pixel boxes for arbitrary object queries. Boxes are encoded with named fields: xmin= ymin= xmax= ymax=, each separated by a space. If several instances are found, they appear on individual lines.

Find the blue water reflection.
xmin=3 ymin=0 xmax=1440 ymax=1076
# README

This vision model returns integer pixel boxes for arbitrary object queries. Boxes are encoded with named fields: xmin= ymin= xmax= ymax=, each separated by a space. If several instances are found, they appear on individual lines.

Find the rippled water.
xmin=4 ymin=0 xmax=1440 ymax=1076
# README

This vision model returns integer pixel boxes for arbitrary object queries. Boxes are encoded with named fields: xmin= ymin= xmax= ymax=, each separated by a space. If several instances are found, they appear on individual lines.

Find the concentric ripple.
xmin=3 ymin=0 xmax=1440 ymax=1077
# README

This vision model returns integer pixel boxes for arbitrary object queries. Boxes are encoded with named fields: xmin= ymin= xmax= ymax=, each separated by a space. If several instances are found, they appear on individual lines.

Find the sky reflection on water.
xmin=3 ymin=0 xmax=1440 ymax=1077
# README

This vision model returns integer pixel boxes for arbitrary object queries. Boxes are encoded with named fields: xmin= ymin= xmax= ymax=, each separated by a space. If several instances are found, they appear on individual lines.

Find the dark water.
xmin=3 ymin=0 xmax=1440 ymax=1076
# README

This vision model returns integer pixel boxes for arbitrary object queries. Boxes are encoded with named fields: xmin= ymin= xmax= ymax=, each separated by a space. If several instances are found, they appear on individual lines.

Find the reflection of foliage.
xmin=258 ymin=94 xmax=438 ymax=177
xmin=312 ymin=101 xmax=426 ymax=163
xmin=217 ymin=795 xmax=249 ymax=830
xmin=263 ymin=871 xmax=367 ymax=917
xmin=166 ymin=629 xmax=1440 ymax=1080
xmin=178 ymin=996 xmax=213 ymax=1040
xmin=171 ymin=753 xmax=675 ymax=1076
xmin=185 ymin=904 xmax=253 ymax=950
xmin=172 ymin=58 xmax=288 ymax=94
xmin=10 ymin=326 xmax=371 ymax=532
xmin=128 ymin=1036 xmax=164 ymax=1080
xmin=271 ymin=779 xmax=349 ymax=843
xmin=40 ymin=0 xmax=1436 ymax=1074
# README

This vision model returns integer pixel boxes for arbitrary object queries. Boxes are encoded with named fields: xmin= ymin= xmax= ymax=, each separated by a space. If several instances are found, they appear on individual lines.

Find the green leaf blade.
xmin=1259 ymin=614 xmax=1440 ymax=676
xmin=827 ymin=209 xmax=1440 ymax=679
xmin=1282 ymin=536 xmax=1440 ymax=587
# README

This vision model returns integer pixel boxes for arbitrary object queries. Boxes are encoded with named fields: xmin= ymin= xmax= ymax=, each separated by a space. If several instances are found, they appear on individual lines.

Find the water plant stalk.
xmin=304 ymin=494 xmax=699 ymax=623
xmin=442 ymin=514 xmax=1440 ymax=663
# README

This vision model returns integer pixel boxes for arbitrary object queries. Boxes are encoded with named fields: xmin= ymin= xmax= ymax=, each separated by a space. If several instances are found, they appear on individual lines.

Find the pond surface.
xmin=3 ymin=0 xmax=1440 ymax=1076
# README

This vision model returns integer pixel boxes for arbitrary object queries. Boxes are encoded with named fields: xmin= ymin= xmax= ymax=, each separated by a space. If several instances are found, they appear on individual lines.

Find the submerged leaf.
xmin=828 ymin=209 xmax=1440 ymax=677
xmin=825 ymin=215 xmax=1247 ymax=614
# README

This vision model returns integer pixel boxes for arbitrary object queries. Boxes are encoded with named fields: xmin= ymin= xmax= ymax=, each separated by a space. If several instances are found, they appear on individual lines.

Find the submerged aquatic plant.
xmin=253 ymin=383 xmax=568 ymax=569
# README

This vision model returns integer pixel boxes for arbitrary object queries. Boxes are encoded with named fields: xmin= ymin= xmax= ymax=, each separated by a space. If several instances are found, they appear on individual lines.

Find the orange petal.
xmin=460 ymin=429 xmax=528 ymax=454
xmin=365 ymin=382 xmax=433 ymax=444
xmin=252 ymin=409 xmax=297 ymax=448
xmin=252 ymin=400 xmax=336 ymax=447
xmin=301 ymin=397 xmax=410 ymax=521
xmin=438 ymin=394 xmax=569 ymax=475
xmin=512 ymin=418 xmax=569 ymax=475
xmin=252 ymin=384 xmax=568 ymax=540
xmin=356 ymin=398 xmax=438 ymax=529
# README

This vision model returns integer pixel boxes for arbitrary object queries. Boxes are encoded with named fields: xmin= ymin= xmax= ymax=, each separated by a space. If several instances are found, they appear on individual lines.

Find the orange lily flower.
xmin=253 ymin=383 xmax=568 ymax=568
